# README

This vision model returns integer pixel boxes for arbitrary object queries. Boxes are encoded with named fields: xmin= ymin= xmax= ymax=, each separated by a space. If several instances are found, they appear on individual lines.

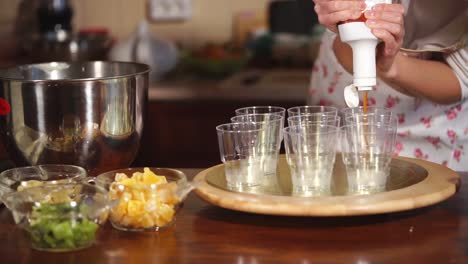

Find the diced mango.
xmin=132 ymin=172 xmax=144 ymax=182
xmin=127 ymin=200 xmax=145 ymax=217
xmin=142 ymin=168 xmax=167 ymax=185
xmin=119 ymin=178 xmax=136 ymax=186
xmin=141 ymin=213 xmax=155 ymax=228
xmin=108 ymin=167 xmax=177 ymax=229
xmin=158 ymin=203 xmax=175 ymax=223
xmin=110 ymin=202 xmax=128 ymax=221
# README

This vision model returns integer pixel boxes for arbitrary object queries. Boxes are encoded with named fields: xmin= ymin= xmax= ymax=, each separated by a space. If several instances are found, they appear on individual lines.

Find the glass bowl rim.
xmin=95 ymin=167 xmax=188 ymax=183
xmin=0 ymin=164 xmax=87 ymax=180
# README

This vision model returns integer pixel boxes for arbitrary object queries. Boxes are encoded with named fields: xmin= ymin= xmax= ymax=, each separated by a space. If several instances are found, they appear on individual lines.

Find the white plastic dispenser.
xmin=338 ymin=0 xmax=392 ymax=92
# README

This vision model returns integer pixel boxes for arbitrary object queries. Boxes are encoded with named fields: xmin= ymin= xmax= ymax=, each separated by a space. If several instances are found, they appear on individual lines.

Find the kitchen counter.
xmin=139 ymin=69 xmax=312 ymax=168
xmin=148 ymin=69 xmax=311 ymax=102
xmin=1 ymin=169 xmax=467 ymax=264
xmin=1 ymin=54 xmax=312 ymax=103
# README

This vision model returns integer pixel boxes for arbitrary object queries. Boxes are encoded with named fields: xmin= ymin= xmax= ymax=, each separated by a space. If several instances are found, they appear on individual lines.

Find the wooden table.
xmin=0 ymin=169 xmax=467 ymax=264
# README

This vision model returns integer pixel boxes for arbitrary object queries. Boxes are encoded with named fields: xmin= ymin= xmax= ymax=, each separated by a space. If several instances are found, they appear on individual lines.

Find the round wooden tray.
xmin=193 ymin=155 xmax=460 ymax=216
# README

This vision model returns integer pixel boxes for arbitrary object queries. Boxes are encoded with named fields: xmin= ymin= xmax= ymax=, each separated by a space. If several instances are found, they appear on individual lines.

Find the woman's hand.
xmin=313 ymin=0 xmax=366 ymax=33
xmin=364 ymin=3 xmax=405 ymax=79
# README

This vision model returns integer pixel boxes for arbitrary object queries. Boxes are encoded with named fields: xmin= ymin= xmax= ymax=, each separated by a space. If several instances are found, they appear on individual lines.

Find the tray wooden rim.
xmin=193 ymin=156 xmax=461 ymax=216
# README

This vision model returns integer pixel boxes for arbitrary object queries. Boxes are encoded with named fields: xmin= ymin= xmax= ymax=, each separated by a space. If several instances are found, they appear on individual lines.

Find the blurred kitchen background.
xmin=0 ymin=0 xmax=324 ymax=168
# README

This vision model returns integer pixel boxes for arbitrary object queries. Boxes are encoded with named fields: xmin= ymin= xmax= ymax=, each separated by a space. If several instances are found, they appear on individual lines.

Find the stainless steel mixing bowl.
xmin=0 ymin=61 xmax=149 ymax=176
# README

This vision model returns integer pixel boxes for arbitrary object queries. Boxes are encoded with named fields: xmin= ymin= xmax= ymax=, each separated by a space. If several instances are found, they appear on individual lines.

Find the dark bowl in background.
xmin=21 ymin=30 xmax=113 ymax=63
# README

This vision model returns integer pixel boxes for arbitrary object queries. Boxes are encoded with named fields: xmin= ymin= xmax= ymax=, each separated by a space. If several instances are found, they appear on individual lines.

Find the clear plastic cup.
xmin=283 ymin=124 xmax=339 ymax=196
xmin=216 ymin=122 xmax=267 ymax=189
xmin=340 ymin=106 xmax=392 ymax=121
xmin=341 ymin=122 xmax=397 ymax=195
xmin=235 ymin=106 xmax=286 ymax=120
xmin=287 ymin=105 xmax=338 ymax=117
xmin=288 ymin=114 xmax=341 ymax=127
xmin=231 ymin=114 xmax=284 ymax=177
xmin=344 ymin=112 xmax=398 ymax=127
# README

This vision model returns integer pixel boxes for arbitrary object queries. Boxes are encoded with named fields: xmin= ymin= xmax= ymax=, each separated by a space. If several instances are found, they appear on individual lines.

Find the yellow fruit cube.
xmin=142 ymin=168 xmax=167 ymax=185
xmin=133 ymin=171 xmax=144 ymax=182
xmin=141 ymin=213 xmax=155 ymax=228
xmin=155 ymin=216 xmax=168 ymax=227
xmin=111 ymin=202 xmax=128 ymax=222
xmin=127 ymin=200 xmax=145 ymax=217
xmin=158 ymin=203 xmax=175 ymax=223
xmin=119 ymin=178 xmax=136 ymax=186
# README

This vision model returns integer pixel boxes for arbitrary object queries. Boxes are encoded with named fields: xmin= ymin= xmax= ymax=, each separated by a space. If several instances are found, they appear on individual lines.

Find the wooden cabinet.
xmin=133 ymin=99 xmax=302 ymax=168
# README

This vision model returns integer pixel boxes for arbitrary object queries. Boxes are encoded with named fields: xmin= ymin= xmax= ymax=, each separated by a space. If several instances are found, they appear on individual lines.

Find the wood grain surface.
xmin=0 ymin=168 xmax=466 ymax=264
xmin=194 ymin=155 xmax=460 ymax=216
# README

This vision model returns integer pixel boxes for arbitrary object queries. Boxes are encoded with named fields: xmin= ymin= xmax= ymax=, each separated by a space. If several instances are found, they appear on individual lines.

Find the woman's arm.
xmin=332 ymin=37 xmax=462 ymax=104
xmin=330 ymin=3 xmax=462 ymax=104
xmin=380 ymin=52 xmax=461 ymax=104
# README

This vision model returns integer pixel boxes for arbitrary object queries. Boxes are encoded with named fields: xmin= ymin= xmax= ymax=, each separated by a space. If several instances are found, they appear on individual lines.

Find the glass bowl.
xmin=0 ymin=165 xmax=87 ymax=201
xmin=95 ymin=167 xmax=194 ymax=232
xmin=1 ymin=183 xmax=113 ymax=252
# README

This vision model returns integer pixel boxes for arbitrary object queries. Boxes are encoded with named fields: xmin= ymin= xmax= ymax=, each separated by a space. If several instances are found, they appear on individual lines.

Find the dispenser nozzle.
xmin=357 ymin=86 xmax=373 ymax=91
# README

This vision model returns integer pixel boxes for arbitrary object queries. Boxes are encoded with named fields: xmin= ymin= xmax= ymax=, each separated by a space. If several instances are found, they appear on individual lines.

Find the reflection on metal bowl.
xmin=0 ymin=61 xmax=149 ymax=176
